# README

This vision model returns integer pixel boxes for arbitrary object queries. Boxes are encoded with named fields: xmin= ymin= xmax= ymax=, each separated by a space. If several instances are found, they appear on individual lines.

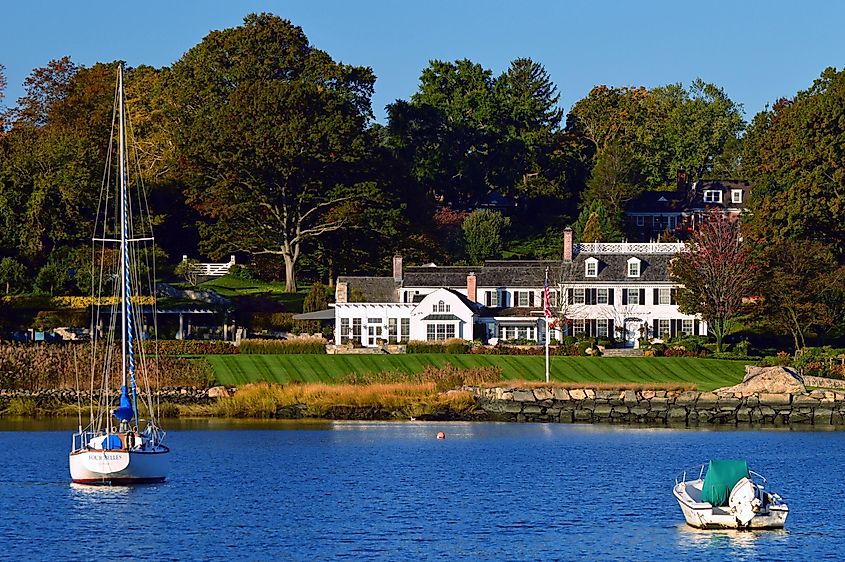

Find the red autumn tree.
xmin=670 ymin=211 xmax=756 ymax=352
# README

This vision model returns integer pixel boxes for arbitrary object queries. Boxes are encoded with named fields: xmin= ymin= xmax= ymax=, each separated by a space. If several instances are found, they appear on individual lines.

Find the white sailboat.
xmin=69 ymin=63 xmax=169 ymax=484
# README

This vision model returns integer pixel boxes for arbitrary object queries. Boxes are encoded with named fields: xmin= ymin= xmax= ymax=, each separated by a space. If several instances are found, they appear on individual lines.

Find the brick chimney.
xmin=467 ymin=272 xmax=477 ymax=303
xmin=563 ymin=227 xmax=573 ymax=261
xmin=393 ymin=255 xmax=403 ymax=282
xmin=335 ymin=281 xmax=348 ymax=303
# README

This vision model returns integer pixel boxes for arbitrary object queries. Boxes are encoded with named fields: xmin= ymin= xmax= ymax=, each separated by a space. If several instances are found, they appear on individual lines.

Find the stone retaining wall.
xmin=467 ymin=386 xmax=845 ymax=426
xmin=0 ymin=387 xmax=217 ymax=410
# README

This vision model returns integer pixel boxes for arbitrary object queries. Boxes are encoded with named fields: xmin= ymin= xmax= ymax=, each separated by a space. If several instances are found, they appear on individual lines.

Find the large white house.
xmin=333 ymin=228 xmax=706 ymax=348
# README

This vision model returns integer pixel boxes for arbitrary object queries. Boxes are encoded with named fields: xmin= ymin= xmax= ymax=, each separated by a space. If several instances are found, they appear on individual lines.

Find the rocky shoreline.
xmin=466 ymin=386 xmax=845 ymax=426
xmin=3 ymin=383 xmax=845 ymax=426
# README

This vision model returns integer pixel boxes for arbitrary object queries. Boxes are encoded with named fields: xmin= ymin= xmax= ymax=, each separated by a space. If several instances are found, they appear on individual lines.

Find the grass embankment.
xmin=196 ymin=277 xmax=309 ymax=310
xmin=209 ymin=354 xmax=747 ymax=392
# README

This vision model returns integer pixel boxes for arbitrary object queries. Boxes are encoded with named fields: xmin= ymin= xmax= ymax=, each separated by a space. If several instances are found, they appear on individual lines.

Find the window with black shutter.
xmin=621 ymin=289 xmax=628 ymax=305
xmin=639 ymin=289 xmax=646 ymax=305
xmin=608 ymin=289 xmax=614 ymax=305
xmin=653 ymin=288 xmax=659 ymax=306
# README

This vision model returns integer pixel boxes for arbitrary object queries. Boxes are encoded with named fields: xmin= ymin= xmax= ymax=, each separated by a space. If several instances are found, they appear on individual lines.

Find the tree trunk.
xmin=283 ymin=253 xmax=297 ymax=293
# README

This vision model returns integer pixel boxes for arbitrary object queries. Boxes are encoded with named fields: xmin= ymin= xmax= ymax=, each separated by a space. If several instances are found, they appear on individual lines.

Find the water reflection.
xmin=677 ymin=523 xmax=789 ymax=551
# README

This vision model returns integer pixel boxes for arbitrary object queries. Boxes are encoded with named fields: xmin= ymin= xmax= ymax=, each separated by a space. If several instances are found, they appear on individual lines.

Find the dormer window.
xmin=433 ymin=300 xmax=450 ymax=313
xmin=731 ymin=189 xmax=743 ymax=204
xmin=703 ymin=190 xmax=722 ymax=203
xmin=585 ymin=257 xmax=598 ymax=277
xmin=627 ymin=257 xmax=641 ymax=277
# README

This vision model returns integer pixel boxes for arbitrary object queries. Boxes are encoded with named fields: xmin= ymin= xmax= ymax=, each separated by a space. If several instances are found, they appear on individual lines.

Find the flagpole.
xmin=545 ymin=317 xmax=550 ymax=384
xmin=544 ymin=266 xmax=550 ymax=384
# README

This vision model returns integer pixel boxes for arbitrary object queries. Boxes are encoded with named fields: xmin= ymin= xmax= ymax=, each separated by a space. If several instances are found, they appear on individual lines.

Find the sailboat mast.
xmin=118 ymin=64 xmax=128 ymax=390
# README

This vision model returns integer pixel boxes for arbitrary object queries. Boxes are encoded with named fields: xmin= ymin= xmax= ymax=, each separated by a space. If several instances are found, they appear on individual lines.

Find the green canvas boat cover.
xmin=701 ymin=459 xmax=749 ymax=506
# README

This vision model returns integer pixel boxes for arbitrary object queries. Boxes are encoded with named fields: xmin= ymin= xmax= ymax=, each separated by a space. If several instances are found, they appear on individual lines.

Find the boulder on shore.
xmin=207 ymin=386 xmax=230 ymax=398
xmin=716 ymin=366 xmax=805 ymax=396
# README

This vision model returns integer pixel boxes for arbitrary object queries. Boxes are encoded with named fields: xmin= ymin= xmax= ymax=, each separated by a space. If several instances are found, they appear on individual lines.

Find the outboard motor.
xmin=729 ymin=477 xmax=762 ymax=526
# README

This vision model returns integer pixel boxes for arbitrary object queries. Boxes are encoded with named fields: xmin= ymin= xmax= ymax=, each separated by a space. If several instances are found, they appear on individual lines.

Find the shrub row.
xmin=142 ymin=340 xmax=239 ymax=356
xmin=406 ymin=339 xmax=470 ymax=354
xmin=239 ymin=338 xmax=327 ymax=355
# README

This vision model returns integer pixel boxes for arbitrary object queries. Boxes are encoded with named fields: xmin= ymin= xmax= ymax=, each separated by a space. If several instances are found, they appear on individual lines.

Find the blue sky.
xmin=2 ymin=0 xmax=843 ymax=123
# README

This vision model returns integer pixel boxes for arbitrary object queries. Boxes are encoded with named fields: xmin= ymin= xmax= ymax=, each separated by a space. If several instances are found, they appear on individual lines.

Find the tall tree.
xmin=10 ymin=56 xmax=78 ymax=127
xmin=387 ymin=57 xmax=581 ymax=212
xmin=169 ymin=13 xmax=377 ymax=292
xmin=671 ymin=212 xmax=756 ymax=351
xmin=571 ymin=201 xmax=622 ymax=242
xmin=742 ymin=67 xmax=845 ymax=257
xmin=756 ymin=240 xmax=845 ymax=350
xmin=569 ymin=80 xmax=744 ymax=191
xmin=0 ymin=63 xmax=6 ymax=131
xmin=581 ymin=141 xmax=641 ymax=219
xmin=462 ymin=209 xmax=510 ymax=263
xmin=388 ymin=59 xmax=496 ymax=207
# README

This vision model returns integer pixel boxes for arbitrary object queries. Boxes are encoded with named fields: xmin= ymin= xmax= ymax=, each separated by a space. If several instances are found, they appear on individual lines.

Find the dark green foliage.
xmin=571 ymin=201 xmax=622 ymax=242
xmin=143 ymin=340 xmax=239 ymax=356
xmin=169 ymin=13 xmax=378 ymax=292
xmin=754 ymin=240 xmax=845 ymax=349
xmin=462 ymin=209 xmax=511 ymax=263
xmin=742 ymin=67 xmax=845 ymax=257
xmin=569 ymin=81 xmax=744 ymax=191
xmin=303 ymin=282 xmax=330 ymax=312
xmin=0 ymin=257 xmax=29 ymax=294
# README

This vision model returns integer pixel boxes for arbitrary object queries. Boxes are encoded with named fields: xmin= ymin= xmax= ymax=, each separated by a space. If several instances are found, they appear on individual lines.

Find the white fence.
xmin=575 ymin=242 xmax=687 ymax=255
xmin=182 ymin=255 xmax=236 ymax=277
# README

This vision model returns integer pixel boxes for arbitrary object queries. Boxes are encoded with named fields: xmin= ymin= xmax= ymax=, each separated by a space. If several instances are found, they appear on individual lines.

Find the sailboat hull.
xmin=69 ymin=448 xmax=169 ymax=485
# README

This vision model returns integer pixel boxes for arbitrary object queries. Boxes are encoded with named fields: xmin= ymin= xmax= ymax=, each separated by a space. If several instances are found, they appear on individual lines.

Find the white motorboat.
xmin=673 ymin=460 xmax=788 ymax=529
xmin=69 ymin=63 xmax=169 ymax=485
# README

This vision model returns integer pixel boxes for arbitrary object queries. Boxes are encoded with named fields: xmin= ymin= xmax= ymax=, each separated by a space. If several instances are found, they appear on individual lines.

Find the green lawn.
xmin=190 ymin=277 xmax=309 ymax=311
xmin=208 ymin=354 xmax=748 ymax=391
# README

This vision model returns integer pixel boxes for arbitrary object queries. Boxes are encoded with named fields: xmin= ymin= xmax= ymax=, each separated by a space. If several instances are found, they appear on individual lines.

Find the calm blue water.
xmin=1 ymin=419 xmax=843 ymax=561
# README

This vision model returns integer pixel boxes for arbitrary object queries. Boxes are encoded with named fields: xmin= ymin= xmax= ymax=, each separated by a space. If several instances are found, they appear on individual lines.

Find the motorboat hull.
xmin=673 ymin=480 xmax=788 ymax=529
xmin=69 ymin=448 xmax=169 ymax=485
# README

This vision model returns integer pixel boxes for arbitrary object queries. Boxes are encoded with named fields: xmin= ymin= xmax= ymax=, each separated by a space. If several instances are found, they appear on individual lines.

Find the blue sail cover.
xmin=113 ymin=385 xmax=134 ymax=422
xmin=104 ymin=434 xmax=123 ymax=450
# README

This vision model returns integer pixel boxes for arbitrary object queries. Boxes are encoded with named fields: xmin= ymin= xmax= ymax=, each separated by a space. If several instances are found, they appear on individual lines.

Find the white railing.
xmin=575 ymin=242 xmax=687 ymax=255
xmin=182 ymin=255 xmax=236 ymax=277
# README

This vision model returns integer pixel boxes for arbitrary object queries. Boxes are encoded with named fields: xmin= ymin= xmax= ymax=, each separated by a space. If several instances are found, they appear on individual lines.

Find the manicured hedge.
xmin=239 ymin=338 xmax=327 ymax=355
xmin=406 ymin=339 xmax=470 ymax=354
xmin=143 ymin=340 xmax=239 ymax=356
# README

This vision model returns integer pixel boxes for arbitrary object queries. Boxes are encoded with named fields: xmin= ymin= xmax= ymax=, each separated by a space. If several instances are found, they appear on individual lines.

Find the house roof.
xmin=337 ymin=276 xmax=400 ymax=303
xmin=420 ymin=314 xmax=462 ymax=321
xmin=625 ymin=190 xmax=688 ymax=213
xmin=568 ymin=253 xmax=672 ymax=283
xmin=293 ymin=309 xmax=336 ymax=321
xmin=688 ymin=179 xmax=751 ymax=211
xmin=478 ymin=307 xmax=540 ymax=318
xmin=442 ymin=287 xmax=484 ymax=313
xmin=623 ymin=178 xmax=752 ymax=216
xmin=403 ymin=266 xmax=475 ymax=288
xmin=476 ymin=261 xmax=567 ymax=287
